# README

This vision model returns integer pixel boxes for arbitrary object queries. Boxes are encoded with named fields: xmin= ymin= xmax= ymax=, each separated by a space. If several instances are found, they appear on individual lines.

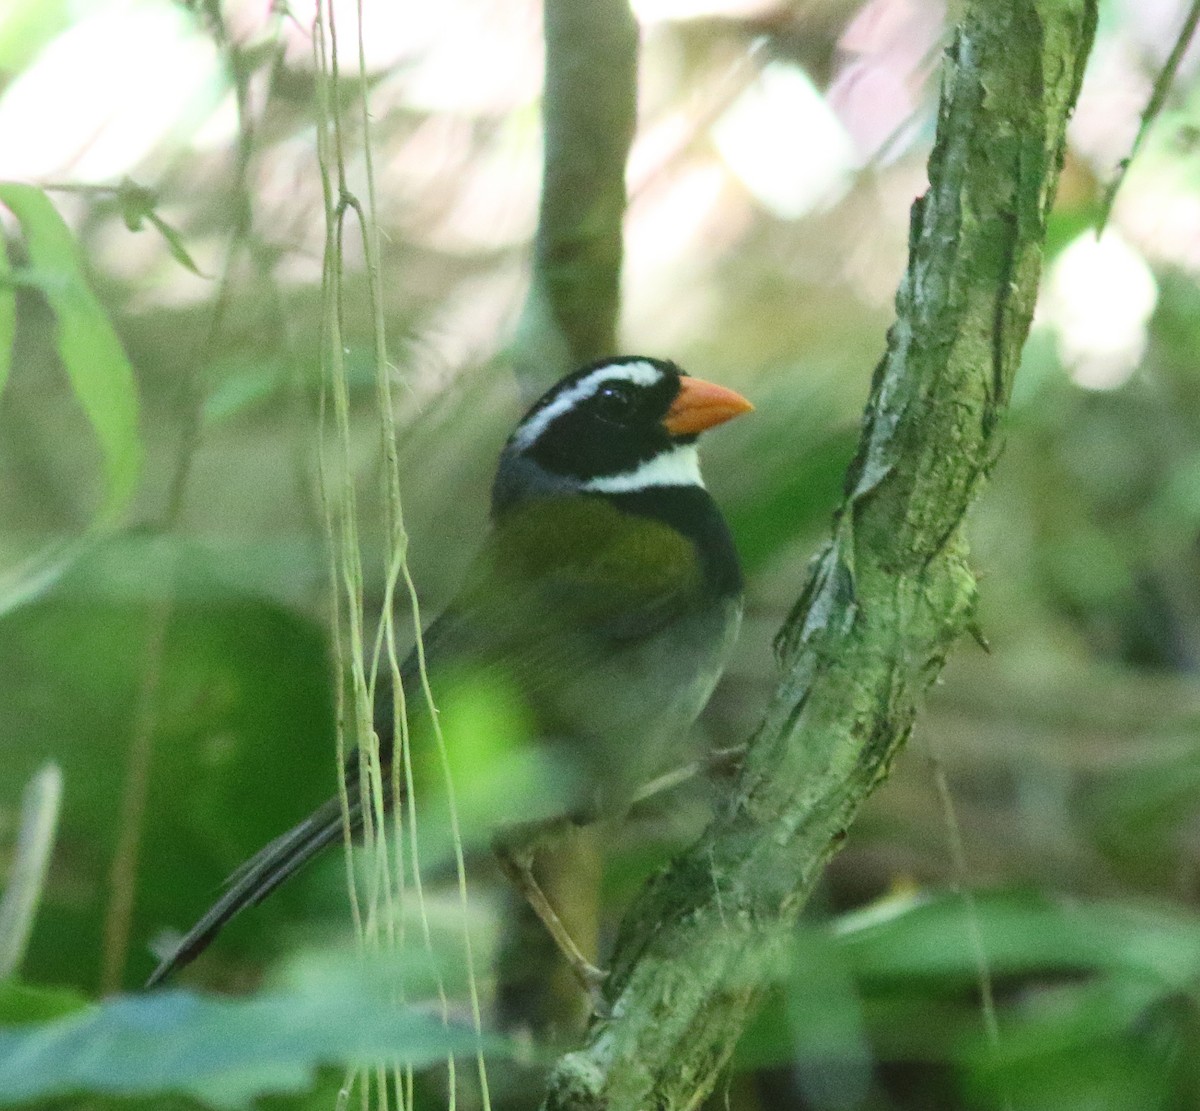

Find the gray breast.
xmin=553 ymin=593 xmax=744 ymax=817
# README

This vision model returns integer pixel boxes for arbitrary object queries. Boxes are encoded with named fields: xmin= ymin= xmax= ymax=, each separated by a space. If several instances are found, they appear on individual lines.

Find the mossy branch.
xmin=541 ymin=1 xmax=1097 ymax=1107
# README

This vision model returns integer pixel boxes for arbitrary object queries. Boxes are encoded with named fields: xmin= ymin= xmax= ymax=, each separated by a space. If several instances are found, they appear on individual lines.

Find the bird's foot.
xmin=572 ymin=957 xmax=610 ymax=1017
xmin=494 ymin=836 xmax=613 ymax=1013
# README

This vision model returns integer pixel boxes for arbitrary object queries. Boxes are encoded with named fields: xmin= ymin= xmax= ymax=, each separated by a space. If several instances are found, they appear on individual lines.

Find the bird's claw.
xmin=576 ymin=960 xmax=611 ymax=1018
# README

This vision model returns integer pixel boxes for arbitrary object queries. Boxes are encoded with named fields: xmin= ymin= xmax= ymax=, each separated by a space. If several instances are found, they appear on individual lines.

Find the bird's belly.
xmin=543 ymin=596 xmax=743 ymax=817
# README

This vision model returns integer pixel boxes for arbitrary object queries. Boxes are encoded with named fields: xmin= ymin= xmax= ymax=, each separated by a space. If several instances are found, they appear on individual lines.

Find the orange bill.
xmin=662 ymin=375 xmax=754 ymax=436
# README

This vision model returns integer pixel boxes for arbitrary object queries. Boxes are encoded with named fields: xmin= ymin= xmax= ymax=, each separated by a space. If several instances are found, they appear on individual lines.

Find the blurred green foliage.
xmin=3 ymin=1 xmax=1200 ymax=1109
xmin=0 ymin=541 xmax=337 ymax=988
xmin=0 ymin=953 xmax=492 ymax=1107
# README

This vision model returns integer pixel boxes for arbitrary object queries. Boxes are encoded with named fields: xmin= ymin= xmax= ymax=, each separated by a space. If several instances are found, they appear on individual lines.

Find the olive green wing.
xmin=387 ymin=497 xmax=701 ymax=708
xmin=464 ymin=497 xmax=704 ymax=639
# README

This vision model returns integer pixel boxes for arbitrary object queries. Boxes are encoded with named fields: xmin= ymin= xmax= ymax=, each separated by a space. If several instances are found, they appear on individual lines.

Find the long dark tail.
xmin=145 ymin=795 xmax=357 ymax=987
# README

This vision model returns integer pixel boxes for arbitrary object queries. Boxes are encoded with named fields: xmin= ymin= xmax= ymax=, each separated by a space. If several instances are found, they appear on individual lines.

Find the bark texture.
xmin=542 ymin=1 xmax=1098 ymax=1107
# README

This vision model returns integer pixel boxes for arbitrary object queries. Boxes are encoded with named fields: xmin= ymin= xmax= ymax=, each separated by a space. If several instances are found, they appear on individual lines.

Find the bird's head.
xmin=493 ymin=357 xmax=753 ymax=514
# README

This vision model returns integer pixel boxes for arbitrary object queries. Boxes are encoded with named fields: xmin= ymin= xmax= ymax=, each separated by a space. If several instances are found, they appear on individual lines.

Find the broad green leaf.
xmin=0 ymin=955 xmax=497 ymax=1109
xmin=835 ymin=890 xmax=1200 ymax=988
xmin=0 ymin=183 xmax=142 ymax=523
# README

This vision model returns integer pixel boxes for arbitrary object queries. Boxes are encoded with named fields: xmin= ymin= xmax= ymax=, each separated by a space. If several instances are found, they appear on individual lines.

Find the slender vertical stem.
xmin=514 ymin=0 xmax=639 ymax=398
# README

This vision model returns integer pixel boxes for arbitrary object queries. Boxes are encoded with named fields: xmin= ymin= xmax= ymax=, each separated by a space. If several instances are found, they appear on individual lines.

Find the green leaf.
xmin=145 ymin=211 xmax=209 ymax=278
xmin=0 ymin=956 xmax=497 ymax=1109
xmin=0 ymin=536 xmax=99 ymax=620
xmin=0 ymin=183 xmax=142 ymax=523
xmin=835 ymin=890 xmax=1200 ymax=989
xmin=0 ymin=184 xmax=144 ymax=616
xmin=0 ymin=980 xmax=88 ymax=1025
xmin=110 ymin=179 xmax=207 ymax=277
xmin=116 ymin=180 xmax=157 ymax=232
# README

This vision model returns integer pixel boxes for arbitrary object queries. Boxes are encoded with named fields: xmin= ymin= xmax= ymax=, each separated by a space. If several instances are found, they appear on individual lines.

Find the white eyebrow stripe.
xmin=511 ymin=360 xmax=664 ymax=450
xmin=583 ymin=444 xmax=704 ymax=493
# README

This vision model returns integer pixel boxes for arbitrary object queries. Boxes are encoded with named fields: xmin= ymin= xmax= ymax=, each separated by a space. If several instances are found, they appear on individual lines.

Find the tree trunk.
xmin=513 ymin=0 xmax=638 ymax=399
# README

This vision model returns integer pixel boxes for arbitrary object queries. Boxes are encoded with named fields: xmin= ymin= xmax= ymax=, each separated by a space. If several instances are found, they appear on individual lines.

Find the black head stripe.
xmin=511 ymin=358 xmax=685 ymax=483
xmin=517 ymin=356 xmax=683 ymax=431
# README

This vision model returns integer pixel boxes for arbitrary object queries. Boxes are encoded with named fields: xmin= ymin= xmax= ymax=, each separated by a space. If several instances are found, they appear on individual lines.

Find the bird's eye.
xmin=594 ymin=381 xmax=636 ymax=420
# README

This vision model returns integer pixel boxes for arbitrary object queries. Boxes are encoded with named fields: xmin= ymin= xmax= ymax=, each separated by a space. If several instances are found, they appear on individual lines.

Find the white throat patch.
xmin=511 ymin=359 xmax=664 ymax=451
xmin=584 ymin=444 xmax=704 ymax=493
